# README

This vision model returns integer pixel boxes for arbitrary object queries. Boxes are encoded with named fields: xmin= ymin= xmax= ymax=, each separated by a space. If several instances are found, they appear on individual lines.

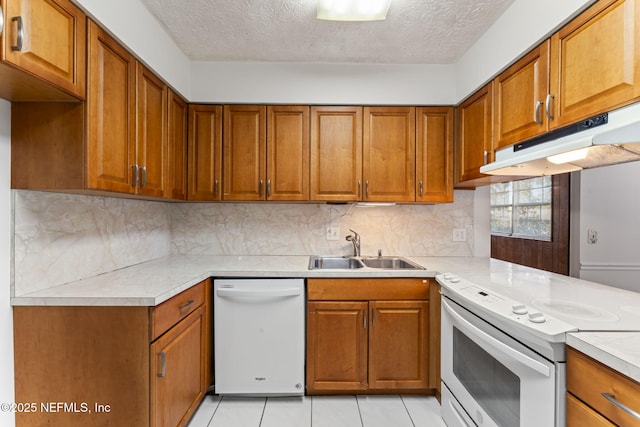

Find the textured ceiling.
xmin=140 ymin=0 xmax=514 ymax=64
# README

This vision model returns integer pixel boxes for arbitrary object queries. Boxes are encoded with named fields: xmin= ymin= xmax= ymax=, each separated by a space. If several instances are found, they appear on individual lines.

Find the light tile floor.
xmin=188 ymin=394 xmax=446 ymax=427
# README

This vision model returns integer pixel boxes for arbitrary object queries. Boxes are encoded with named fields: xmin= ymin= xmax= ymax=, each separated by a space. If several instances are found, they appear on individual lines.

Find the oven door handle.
xmin=443 ymin=300 xmax=551 ymax=377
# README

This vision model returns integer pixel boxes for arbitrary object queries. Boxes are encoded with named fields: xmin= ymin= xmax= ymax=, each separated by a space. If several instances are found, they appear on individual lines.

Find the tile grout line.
xmin=400 ymin=395 xmax=417 ymax=427
xmin=206 ymin=395 xmax=223 ymax=427
xmin=354 ymin=395 xmax=365 ymax=427
xmin=258 ymin=397 xmax=268 ymax=427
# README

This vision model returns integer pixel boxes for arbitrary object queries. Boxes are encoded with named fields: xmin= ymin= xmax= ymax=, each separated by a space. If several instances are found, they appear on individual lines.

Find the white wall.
xmin=73 ymin=0 xmax=192 ymax=98
xmin=0 ymin=101 xmax=15 ymax=427
xmin=191 ymin=62 xmax=456 ymax=105
xmin=455 ymin=0 xmax=594 ymax=102
xmin=574 ymin=162 xmax=640 ymax=292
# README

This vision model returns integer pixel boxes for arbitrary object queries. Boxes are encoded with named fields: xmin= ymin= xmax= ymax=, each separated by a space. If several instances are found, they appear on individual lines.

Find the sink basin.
xmin=308 ymin=255 xmax=424 ymax=270
xmin=360 ymin=256 xmax=424 ymax=270
xmin=308 ymin=256 xmax=364 ymax=269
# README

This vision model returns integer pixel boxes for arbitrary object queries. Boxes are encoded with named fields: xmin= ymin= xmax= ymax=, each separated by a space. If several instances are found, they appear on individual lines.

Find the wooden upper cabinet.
xmin=266 ymin=105 xmax=310 ymax=201
xmin=368 ymin=300 xmax=429 ymax=390
xmin=416 ymin=107 xmax=453 ymax=203
xmin=456 ymin=82 xmax=493 ymax=185
xmin=549 ymin=0 xmax=640 ymax=128
xmin=136 ymin=63 xmax=168 ymax=198
xmin=494 ymin=41 xmax=550 ymax=149
xmin=363 ymin=106 xmax=415 ymax=202
xmin=310 ymin=106 xmax=363 ymax=202
xmin=2 ymin=0 xmax=86 ymax=99
xmin=167 ymin=90 xmax=188 ymax=201
xmin=188 ymin=105 xmax=222 ymax=201
xmin=86 ymin=20 xmax=136 ymax=194
xmin=223 ymin=105 xmax=267 ymax=201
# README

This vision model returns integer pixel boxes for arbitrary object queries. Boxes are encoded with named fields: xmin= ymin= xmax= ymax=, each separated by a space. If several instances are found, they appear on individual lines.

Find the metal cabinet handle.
xmin=483 ymin=150 xmax=489 ymax=165
xmin=419 ymin=180 xmax=423 ymax=197
xmin=602 ymin=393 xmax=640 ymax=420
xmin=267 ymin=179 xmax=271 ymax=198
xmin=545 ymin=93 xmax=555 ymax=120
xmin=131 ymin=164 xmax=139 ymax=188
xmin=214 ymin=180 xmax=219 ymax=196
xmin=357 ymin=180 xmax=361 ymax=197
xmin=363 ymin=312 xmax=367 ymax=329
xmin=178 ymin=299 xmax=194 ymax=313
xmin=140 ymin=166 xmax=147 ymax=188
xmin=158 ymin=352 xmax=166 ymax=378
xmin=259 ymin=180 xmax=264 ymax=196
xmin=11 ymin=16 xmax=23 ymax=51
xmin=371 ymin=310 xmax=375 ymax=328
xmin=365 ymin=180 xmax=369 ymax=198
xmin=534 ymin=100 xmax=543 ymax=125
xmin=0 ymin=6 xmax=4 ymax=37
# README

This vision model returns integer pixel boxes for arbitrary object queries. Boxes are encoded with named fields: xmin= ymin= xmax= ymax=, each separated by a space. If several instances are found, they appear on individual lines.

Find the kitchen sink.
xmin=360 ymin=256 xmax=424 ymax=270
xmin=308 ymin=256 xmax=364 ymax=269
xmin=308 ymin=255 xmax=424 ymax=270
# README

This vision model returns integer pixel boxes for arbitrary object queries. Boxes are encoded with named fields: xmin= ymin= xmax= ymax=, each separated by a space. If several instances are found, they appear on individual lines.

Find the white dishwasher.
xmin=213 ymin=278 xmax=305 ymax=396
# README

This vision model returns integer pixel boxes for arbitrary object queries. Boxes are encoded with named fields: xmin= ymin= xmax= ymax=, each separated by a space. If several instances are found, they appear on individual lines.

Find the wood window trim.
xmin=491 ymin=174 xmax=570 ymax=275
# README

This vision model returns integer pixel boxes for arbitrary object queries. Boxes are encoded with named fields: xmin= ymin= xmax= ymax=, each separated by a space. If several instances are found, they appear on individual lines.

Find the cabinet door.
xmin=151 ymin=305 xmax=207 ymax=427
xmin=167 ymin=90 xmax=188 ymax=200
xmin=3 ymin=0 xmax=86 ymax=98
xmin=363 ymin=106 xmax=415 ymax=202
xmin=267 ymin=105 xmax=310 ymax=201
xmin=457 ymin=82 xmax=493 ymax=184
xmin=494 ymin=41 xmax=550 ymax=149
xmin=86 ymin=20 xmax=136 ymax=194
xmin=306 ymin=301 xmax=368 ymax=393
xmin=223 ymin=105 xmax=267 ymax=201
xmin=416 ymin=107 xmax=454 ymax=203
xmin=368 ymin=300 xmax=429 ymax=390
xmin=310 ymin=106 xmax=363 ymax=202
xmin=136 ymin=63 xmax=167 ymax=198
xmin=549 ymin=0 xmax=640 ymax=128
xmin=188 ymin=105 xmax=222 ymax=201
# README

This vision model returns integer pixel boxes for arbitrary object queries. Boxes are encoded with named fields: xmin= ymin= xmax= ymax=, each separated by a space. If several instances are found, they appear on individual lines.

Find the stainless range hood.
xmin=480 ymin=102 xmax=640 ymax=176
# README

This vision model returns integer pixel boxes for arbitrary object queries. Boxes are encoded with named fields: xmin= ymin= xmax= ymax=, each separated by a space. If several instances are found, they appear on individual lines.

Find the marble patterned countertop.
xmin=11 ymin=254 xmax=477 ymax=307
xmin=11 ymin=254 xmax=640 ymax=385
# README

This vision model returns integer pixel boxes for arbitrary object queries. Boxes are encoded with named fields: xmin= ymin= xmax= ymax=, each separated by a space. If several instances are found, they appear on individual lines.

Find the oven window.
xmin=453 ymin=327 xmax=520 ymax=426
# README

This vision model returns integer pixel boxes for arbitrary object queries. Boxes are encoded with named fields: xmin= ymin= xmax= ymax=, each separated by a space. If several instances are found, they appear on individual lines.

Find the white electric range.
xmin=436 ymin=268 xmax=640 ymax=427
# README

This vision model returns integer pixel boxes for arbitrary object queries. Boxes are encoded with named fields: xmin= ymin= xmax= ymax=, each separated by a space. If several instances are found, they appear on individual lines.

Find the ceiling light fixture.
xmin=317 ymin=0 xmax=392 ymax=21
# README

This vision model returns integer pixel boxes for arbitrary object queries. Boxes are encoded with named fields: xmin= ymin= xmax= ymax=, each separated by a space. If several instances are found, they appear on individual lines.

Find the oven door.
xmin=441 ymin=297 xmax=559 ymax=427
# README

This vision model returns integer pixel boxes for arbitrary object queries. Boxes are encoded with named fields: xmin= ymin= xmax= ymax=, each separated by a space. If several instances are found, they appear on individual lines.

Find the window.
xmin=490 ymin=176 xmax=552 ymax=240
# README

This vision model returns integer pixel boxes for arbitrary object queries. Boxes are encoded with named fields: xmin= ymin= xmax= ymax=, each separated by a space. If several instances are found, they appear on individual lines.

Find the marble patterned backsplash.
xmin=12 ymin=190 xmax=172 ymax=296
xmin=12 ymin=189 xmax=474 ymax=296
xmin=170 ymin=190 xmax=475 ymax=258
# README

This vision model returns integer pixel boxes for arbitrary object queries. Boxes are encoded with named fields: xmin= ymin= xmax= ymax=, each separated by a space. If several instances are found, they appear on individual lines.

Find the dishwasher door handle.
xmin=216 ymin=287 xmax=302 ymax=299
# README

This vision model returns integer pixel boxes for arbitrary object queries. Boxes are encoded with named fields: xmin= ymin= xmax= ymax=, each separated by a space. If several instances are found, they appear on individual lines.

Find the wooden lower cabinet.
xmin=13 ymin=279 xmax=211 ymax=427
xmin=567 ymin=347 xmax=640 ymax=427
xmin=368 ymin=300 xmax=429 ymax=390
xmin=306 ymin=278 xmax=436 ymax=395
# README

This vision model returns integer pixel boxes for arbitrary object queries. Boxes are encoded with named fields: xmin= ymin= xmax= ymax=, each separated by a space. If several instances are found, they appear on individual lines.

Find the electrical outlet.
xmin=587 ymin=229 xmax=598 ymax=244
xmin=452 ymin=228 xmax=467 ymax=242
xmin=326 ymin=227 xmax=340 ymax=241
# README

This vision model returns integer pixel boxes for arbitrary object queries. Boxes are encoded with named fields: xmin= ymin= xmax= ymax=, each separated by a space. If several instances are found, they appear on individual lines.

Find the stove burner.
xmin=531 ymin=299 xmax=620 ymax=322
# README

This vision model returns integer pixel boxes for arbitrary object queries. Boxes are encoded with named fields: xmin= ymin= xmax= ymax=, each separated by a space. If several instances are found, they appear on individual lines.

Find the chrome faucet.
xmin=346 ymin=229 xmax=361 ymax=257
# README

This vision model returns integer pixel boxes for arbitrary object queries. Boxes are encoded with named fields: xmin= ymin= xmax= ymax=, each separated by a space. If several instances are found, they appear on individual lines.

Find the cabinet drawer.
xmin=567 ymin=347 xmax=640 ymax=426
xmin=567 ymin=393 xmax=615 ymax=427
xmin=307 ymin=278 xmax=429 ymax=301
xmin=151 ymin=281 xmax=206 ymax=341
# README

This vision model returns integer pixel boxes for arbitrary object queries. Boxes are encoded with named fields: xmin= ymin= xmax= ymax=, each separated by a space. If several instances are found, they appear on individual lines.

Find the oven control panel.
xmin=437 ymin=273 xmax=577 ymax=340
